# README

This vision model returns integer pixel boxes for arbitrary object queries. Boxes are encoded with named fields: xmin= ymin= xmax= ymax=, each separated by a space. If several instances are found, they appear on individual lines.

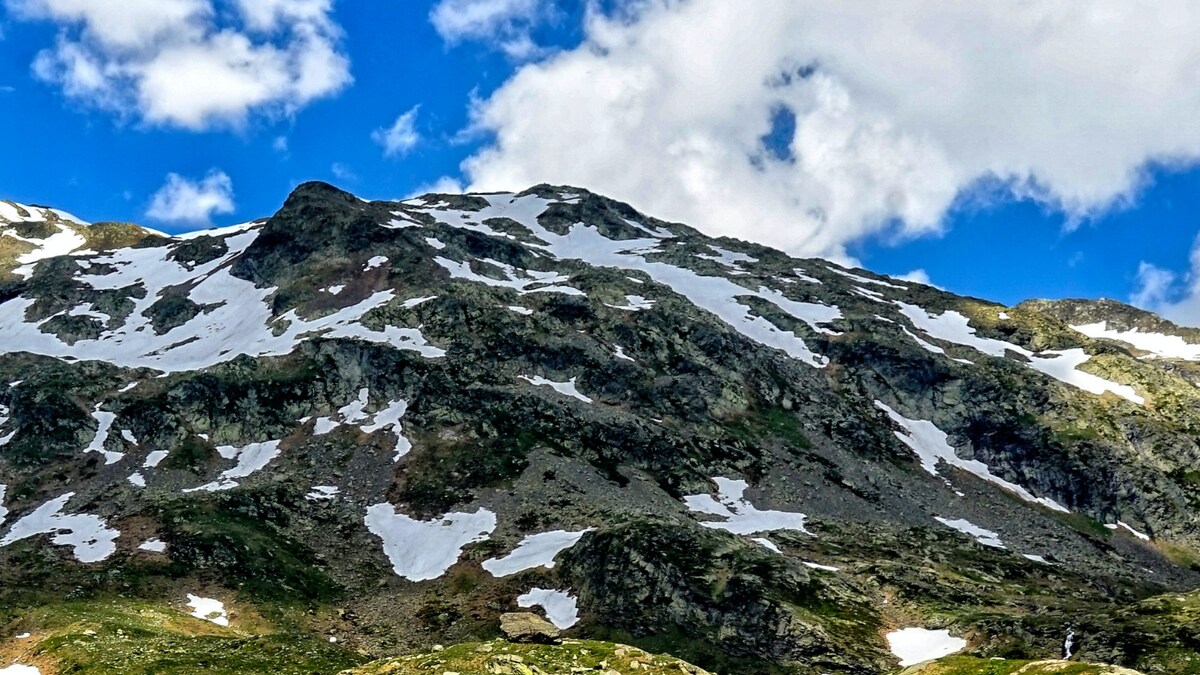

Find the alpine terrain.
xmin=3 ymin=184 xmax=1200 ymax=674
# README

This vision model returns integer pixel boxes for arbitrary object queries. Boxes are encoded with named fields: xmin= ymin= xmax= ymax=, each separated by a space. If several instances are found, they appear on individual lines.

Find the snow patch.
xmin=605 ymin=294 xmax=655 ymax=311
xmin=306 ymin=486 xmax=340 ymax=502
xmin=1072 ymin=322 xmax=1200 ymax=361
xmin=364 ymin=504 xmax=496 ymax=581
xmin=519 ymin=375 xmax=592 ymax=403
xmin=1106 ymin=521 xmax=1151 ymax=541
xmin=935 ymin=516 xmax=1005 ymax=549
xmin=517 ymin=588 xmax=580 ymax=629
xmin=876 ymin=401 xmax=1069 ymax=513
xmin=683 ymin=477 xmax=811 ymax=535
xmin=0 ymin=493 xmax=119 ymax=562
xmin=482 ymin=529 xmax=593 ymax=577
xmin=184 ymin=441 xmax=281 ymax=492
xmin=139 ymin=538 xmax=167 ymax=553
xmin=897 ymin=303 xmax=1144 ymax=404
xmin=85 ymin=406 xmax=124 ymax=465
xmin=186 ymin=595 xmax=229 ymax=626
xmin=886 ymin=627 xmax=966 ymax=667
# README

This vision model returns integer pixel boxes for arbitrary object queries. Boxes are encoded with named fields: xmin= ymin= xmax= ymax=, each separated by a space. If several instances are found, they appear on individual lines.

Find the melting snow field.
xmin=1106 ymin=521 xmax=1152 ymax=541
xmin=0 ymin=664 xmax=41 ymax=674
xmin=935 ymin=516 xmax=1005 ymax=549
xmin=186 ymin=595 xmax=229 ymax=626
xmin=876 ymin=401 xmax=1069 ymax=513
xmin=364 ymin=504 xmax=497 ymax=581
xmin=419 ymin=194 xmax=842 ymax=368
xmin=517 ymin=588 xmax=580 ymax=629
xmin=886 ymin=627 xmax=967 ymax=666
xmin=0 ymin=493 xmax=119 ymax=562
xmin=184 ymin=441 xmax=282 ymax=493
xmin=84 ymin=407 xmax=124 ymax=465
xmin=482 ymin=529 xmax=593 ymax=577
xmin=0 ymin=228 xmax=446 ymax=373
xmin=138 ymin=538 xmax=167 ymax=553
xmin=518 ymin=375 xmax=593 ymax=403
xmin=0 ymin=485 xmax=8 ymax=527
xmin=683 ymin=477 xmax=811 ymax=535
xmin=896 ymin=303 xmax=1144 ymax=404
xmin=1072 ymin=322 xmax=1200 ymax=361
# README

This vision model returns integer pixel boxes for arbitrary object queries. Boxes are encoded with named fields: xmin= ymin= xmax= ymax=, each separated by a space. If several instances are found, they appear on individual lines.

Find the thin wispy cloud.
xmin=373 ymin=106 xmax=421 ymax=157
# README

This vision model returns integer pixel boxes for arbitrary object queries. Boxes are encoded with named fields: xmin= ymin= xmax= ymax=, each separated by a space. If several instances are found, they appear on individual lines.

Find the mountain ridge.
xmin=2 ymin=182 xmax=1200 ymax=673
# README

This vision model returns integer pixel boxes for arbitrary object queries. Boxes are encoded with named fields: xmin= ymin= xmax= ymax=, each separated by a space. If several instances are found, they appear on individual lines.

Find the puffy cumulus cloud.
xmin=9 ymin=0 xmax=350 ymax=129
xmin=146 ymin=170 xmax=235 ymax=225
xmin=373 ymin=106 xmax=422 ymax=157
xmin=455 ymin=0 xmax=1200 ymax=261
xmin=430 ymin=0 xmax=547 ymax=58
xmin=1132 ymin=241 xmax=1200 ymax=327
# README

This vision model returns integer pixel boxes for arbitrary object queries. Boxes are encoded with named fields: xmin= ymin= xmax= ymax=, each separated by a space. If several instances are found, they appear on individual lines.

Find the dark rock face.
xmin=3 ymin=184 xmax=1200 ymax=673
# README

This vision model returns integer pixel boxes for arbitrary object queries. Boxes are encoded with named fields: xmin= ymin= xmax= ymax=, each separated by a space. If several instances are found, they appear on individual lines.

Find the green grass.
xmin=6 ymin=599 xmax=363 ymax=675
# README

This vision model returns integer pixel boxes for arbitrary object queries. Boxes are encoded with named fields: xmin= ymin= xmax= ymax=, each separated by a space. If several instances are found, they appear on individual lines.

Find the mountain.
xmin=2 ymin=183 xmax=1200 ymax=674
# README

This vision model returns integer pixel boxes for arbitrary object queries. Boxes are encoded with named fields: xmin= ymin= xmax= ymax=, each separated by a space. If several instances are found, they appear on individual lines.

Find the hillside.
xmin=3 ymin=183 xmax=1200 ymax=673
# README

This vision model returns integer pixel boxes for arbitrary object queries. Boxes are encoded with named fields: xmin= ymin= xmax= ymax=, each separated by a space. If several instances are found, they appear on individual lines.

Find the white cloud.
xmin=408 ymin=176 xmax=465 ymax=198
xmin=272 ymin=135 xmax=289 ymax=152
xmin=430 ymin=0 xmax=546 ymax=58
xmin=373 ymin=106 xmax=421 ymax=157
xmin=331 ymin=162 xmax=356 ymax=182
xmin=453 ymin=1 xmax=1200 ymax=262
xmin=146 ymin=170 xmax=235 ymax=224
xmin=9 ymin=0 xmax=350 ymax=129
xmin=1132 ymin=239 xmax=1200 ymax=327
xmin=897 ymin=269 xmax=933 ymax=286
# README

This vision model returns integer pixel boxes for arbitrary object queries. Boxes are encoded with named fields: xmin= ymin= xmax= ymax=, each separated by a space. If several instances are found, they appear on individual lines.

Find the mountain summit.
xmin=2 ymin=183 xmax=1200 ymax=674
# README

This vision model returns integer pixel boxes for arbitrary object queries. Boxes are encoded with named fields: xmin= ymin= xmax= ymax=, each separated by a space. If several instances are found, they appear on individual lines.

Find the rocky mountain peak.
xmin=2 ymin=184 xmax=1200 ymax=674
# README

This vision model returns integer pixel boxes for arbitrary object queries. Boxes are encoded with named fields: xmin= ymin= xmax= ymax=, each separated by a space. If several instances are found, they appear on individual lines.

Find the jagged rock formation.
xmin=3 ymin=183 xmax=1200 ymax=674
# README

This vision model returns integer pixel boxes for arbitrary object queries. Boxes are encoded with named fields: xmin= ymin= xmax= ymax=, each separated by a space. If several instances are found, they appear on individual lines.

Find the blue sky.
xmin=2 ymin=1 xmax=1200 ymax=324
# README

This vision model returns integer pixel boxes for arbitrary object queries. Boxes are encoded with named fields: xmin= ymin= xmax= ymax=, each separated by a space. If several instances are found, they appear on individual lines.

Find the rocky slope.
xmin=2 ymin=183 xmax=1200 ymax=673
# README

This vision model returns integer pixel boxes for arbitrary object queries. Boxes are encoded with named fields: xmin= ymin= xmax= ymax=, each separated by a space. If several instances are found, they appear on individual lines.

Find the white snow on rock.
xmin=435 ymin=256 xmax=585 ymax=296
xmin=0 ymin=228 xmax=446 ymax=373
xmin=0 ymin=493 xmax=119 ymax=562
xmin=697 ymin=245 xmax=757 ymax=268
xmin=519 ymin=375 xmax=593 ymax=403
xmin=605 ymin=294 xmax=655 ymax=311
xmin=1072 ymin=322 xmax=1200 ymax=361
xmin=612 ymin=345 xmax=635 ymax=362
xmin=507 ymin=305 xmax=534 ymax=316
xmin=830 ymin=267 xmax=906 ymax=289
xmin=143 ymin=450 xmax=170 ymax=468
xmin=0 ymin=664 xmax=41 ymax=674
xmin=0 ymin=485 xmax=8 ymax=528
xmin=365 ymin=255 xmax=389 ymax=270
xmin=886 ymin=627 xmax=967 ymax=667
xmin=306 ymin=486 xmax=340 ymax=501
xmin=85 ymin=406 xmax=124 ymax=465
xmin=1022 ymin=554 xmax=1051 ymax=564
xmin=186 ymin=594 xmax=229 ymax=626
xmin=184 ymin=441 xmax=281 ymax=493
xmin=1106 ymin=521 xmax=1152 ymax=541
xmin=127 ymin=472 xmax=146 ymax=488
xmin=482 ymin=529 xmax=593 ymax=577
xmin=120 ymin=429 xmax=138 ymax=444
xmin=896 ymin=302 xmax=1144 ymax=404
xmin=364 ymin=504 xmax=497 ymax=582
xmin=802 ymin=561 xmax=840 ymax=572
xmin=417 ymin=194 xmax=841 ymax=368
xmin=752 ymin=537 xmax=782 ymax=553
xmin=935 ymin=516 xmax=1005 ymax=549
xmin=139 ymin=538 xmax=167 ymax=553
xmin=683 ymin=477 xmax=811 ymax=535
xmin=875 ymin=401 xmax=1069 ymax=513
xmin=360 ymin=399 xmax=412 ymax=461
xmin=517 ymin=588 xmax=580 ymax=629
xmin=425 ymin=236 xmax=446 ymax=250
xmin=0 ymin=404 xmax=15 ymax=447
